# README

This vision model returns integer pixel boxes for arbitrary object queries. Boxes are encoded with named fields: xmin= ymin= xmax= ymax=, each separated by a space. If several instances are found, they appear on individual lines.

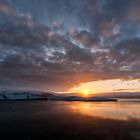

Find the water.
xmin=0 ymin=99 xmax=140 ymax=140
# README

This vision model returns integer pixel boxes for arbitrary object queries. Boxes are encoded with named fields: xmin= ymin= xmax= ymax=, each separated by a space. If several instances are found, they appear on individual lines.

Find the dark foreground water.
xmin=0 ymin=99 xmax=140 ymax=140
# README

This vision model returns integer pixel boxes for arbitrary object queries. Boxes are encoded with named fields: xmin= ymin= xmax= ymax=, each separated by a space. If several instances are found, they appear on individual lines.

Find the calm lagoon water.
xmin=0 ymin=99 xmax=140 ymax=140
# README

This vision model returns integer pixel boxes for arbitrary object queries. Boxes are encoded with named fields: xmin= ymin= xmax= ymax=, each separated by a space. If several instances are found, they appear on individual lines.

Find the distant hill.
xmin=0 ymin=90 xmax=117 ymax=101
xmin=61 ymin=92 xmax=140 ymax=98
xmin=0 ymin=90 xmax=140 ymax=100
xmin=92 ymin=92 xmax=140 ymax=98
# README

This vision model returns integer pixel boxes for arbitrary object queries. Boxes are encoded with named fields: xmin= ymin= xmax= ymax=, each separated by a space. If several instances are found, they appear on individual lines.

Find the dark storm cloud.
xmin=69 ymin=30 xmax=98 ymax=48
xmin=0 ymin=0 xmax=139 ymax=91
xmin=11 ymin=0 xmax=88 ymax=28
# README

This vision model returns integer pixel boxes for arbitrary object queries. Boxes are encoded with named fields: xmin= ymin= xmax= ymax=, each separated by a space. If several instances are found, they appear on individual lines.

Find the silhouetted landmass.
xmin=0 ymin=91 xmax=117 ymax=102
xmin=60 ymin=92 xmax=140 ymax=98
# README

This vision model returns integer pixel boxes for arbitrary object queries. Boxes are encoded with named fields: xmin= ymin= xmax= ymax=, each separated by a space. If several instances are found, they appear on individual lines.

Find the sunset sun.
xmin=82 ymin=89 xmax=90 ymax=96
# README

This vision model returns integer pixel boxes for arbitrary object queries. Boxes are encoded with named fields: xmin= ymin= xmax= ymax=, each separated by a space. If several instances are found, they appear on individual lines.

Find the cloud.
xmin=69 ymin=30 xmax=98 ymax=48
xmin=113 ymin=89 xmax=140 ymax=91
xmin=0 ymin=0 xmax=139 ymax=91
xmin=0 ymin=0 xmax=16 ymax=16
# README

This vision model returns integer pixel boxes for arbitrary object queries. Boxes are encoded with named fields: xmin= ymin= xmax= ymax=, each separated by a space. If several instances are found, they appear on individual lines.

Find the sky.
xmin=68 ymin=79 xmax=140 ymax=94
xmin=0 ymin=0 xmax=139 ymax=93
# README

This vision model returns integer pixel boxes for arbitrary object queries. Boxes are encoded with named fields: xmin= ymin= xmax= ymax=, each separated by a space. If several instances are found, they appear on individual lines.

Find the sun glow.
xmin=68 ymin=79 xmax=140 ymax=95
xmin=82 ymin=89 xmax=90 ymax=96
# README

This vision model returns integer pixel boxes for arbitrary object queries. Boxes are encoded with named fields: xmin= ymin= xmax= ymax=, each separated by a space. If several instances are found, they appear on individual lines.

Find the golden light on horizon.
xmin=82 ymin=89 xmax=90 ymax=96
xmin=67 ymin=79 xmax=140 ymax=95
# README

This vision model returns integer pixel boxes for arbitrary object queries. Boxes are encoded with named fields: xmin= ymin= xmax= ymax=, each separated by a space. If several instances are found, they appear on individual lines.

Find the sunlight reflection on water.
xmin=68 ymin=100 xmax=140 ymax=120
xmin=0 ymin=99 xmax=140 ymax=140
xmin=0 ymin=99 xmax=140 ymax=121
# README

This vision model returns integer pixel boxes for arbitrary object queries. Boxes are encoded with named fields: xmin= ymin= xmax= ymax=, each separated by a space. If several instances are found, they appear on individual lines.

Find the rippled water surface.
xmin=0 ymin=99 xmax=140 ymax=140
